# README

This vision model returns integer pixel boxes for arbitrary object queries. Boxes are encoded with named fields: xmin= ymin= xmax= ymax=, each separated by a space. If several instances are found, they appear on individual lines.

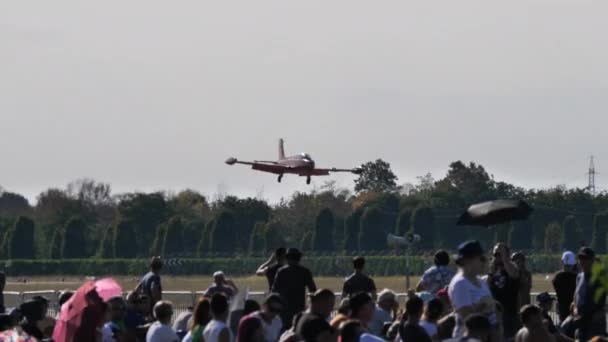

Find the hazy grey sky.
xmin=2 ymin=1 xmax=608 ymax=203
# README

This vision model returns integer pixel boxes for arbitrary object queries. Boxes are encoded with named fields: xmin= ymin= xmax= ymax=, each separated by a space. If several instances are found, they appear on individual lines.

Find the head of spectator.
xmin=463 ymin=314 xmax=491 ymax=341
xmin=423 ymin=298 xmax=444 ymax=323
xmin=107 ymin=296 xmax=127 ymax=322
xmin=58 ymin=291 xmax=74 ymax=309
xmin=337 ymin=298 xmax=350 ymax=316
xmin=561 ymin=251 xmax=577 ymax=272
xmin=150 ymin=256 xmax=163 ymax=274
xmin=353 ymin=256 xmax=366 ymax=273
xmin=436 ymin=288 xmax=451 ymax=314
xmin=339 ymin=320 xmax=363 ymax=342
xmin=125 ymin=291 xmax=140 ymax=309
xmin=236 ymin=315 xmax=264 ymax=342
xmin=153 ymin=301 xmax=174 ymax=325
xmin=309 ymin=289 xmax=336 ymax=319
xmin=32 ymin=296 xmax=49 ymax=316
xmin=578 ymin=246 xmax=596 ymax=274
xmin=434 ymin=250 xmax=450 ymax=267
xmin=261 ymin=293 xmax=283 ymax=321
xmin=349 ymin=292 xmax=374 ymax=326
xmin=403 ymin=294 xmax=424 ymax=323
xmin=455 ymin=240 xmax=487 ymax=276
xmin=535 ymin=292 xmax=555 ymax=313
xmin=511 ymin=251 xmax=527 ymax=270
xmin=190 ymin=297 xmax=211 ymax=330
xmin=210 ymin=293 xmax=229 ymax=322
xmin=213 ymin=271 xmax=227 ymax=286
xmin=275 ymin=247 xmax=287 ymax=264
xmin=0 ymin=314 xmax=12 ymax=331
xmin=20 ymin=299 xmax=45 ymax=323
xmin=520 ymin=305 xmax=543 ymax=329
xmin=377 ymin=289 xmax=397 ymax=312
xmin=491 ymin=242 xmax=511 ymax=272
xmin=243 ymin=299 xmax=261 ymax=316
xmin=285 ymin=248 xmax=302 ymax=266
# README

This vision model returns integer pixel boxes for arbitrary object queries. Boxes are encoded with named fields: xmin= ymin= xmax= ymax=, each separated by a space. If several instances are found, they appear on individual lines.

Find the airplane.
xmin=225 ymin=139 xmax=363 ymax=184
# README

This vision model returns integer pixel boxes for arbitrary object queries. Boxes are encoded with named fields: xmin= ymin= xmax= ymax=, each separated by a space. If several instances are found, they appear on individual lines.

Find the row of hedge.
xmin=0 ymin=255 xmax=589 ymax=277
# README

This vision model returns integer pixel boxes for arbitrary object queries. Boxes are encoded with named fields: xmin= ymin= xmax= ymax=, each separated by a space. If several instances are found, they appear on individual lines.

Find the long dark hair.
xmin=189 ymin=297 xmax=211 ymax=331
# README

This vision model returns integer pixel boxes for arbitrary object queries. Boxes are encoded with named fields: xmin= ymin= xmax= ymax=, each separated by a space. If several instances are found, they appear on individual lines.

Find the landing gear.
xmin=306 ymin=176 xmax=311 ymax=185
xmin=277 ymin=174 xmax=283 ymax=183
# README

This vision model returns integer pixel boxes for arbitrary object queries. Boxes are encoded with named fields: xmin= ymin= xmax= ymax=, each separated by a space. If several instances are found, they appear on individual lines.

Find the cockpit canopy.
xmin=301 ymin=153 xmax=312 ymax=160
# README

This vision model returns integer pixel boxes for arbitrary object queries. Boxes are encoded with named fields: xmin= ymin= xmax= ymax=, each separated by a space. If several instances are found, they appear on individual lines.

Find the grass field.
xmin=5 ymin=274 xmax=557 ymax=294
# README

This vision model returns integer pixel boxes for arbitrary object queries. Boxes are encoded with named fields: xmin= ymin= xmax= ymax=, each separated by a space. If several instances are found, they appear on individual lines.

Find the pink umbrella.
xmin=94 ymin=278 xmax=123 ymax=302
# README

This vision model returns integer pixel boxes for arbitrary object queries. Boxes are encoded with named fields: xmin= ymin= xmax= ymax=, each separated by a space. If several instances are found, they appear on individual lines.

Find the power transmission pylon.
xmin=588 ymin=156 xmax=597 ymax=195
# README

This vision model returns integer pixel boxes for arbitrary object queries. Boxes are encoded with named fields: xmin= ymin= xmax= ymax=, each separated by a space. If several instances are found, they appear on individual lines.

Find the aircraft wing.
xmin=225 ymin=157 xmax=287 ymax=175
xmin=308 ymin=166 xmax=363 ymax=176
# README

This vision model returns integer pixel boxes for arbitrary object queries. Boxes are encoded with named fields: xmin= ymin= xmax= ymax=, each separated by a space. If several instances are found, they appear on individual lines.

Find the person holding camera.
xmin=488 ymin=243 xmax=521 ymax=340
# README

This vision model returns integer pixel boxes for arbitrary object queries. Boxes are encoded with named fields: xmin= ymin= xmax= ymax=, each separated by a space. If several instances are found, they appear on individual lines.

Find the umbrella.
xmin=53 ymin=278 xmax=122 ymax=342
xmin=457 ymin=199 xmax=533 ymax=226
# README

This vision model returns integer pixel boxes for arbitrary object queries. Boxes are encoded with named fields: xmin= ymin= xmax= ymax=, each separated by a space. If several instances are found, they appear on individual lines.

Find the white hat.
xmin=562 ymin=251 xmax=576 ymax=266
xmin=213 ymin=271 xmax=225 ymax=277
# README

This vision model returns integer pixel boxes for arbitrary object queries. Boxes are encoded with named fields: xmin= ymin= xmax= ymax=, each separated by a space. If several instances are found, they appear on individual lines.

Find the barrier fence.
xmin=9 ymin=290 xmax=560 ymax=324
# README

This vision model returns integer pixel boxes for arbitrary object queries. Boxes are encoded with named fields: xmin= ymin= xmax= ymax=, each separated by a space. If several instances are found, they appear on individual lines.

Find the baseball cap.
xmin=561 ymin=251 xmax=576 ymax=266
xmin=578 ymin=246 xmax=596 ymax=260
xmin=455 ymin=240 xmax=485 ymax=264
xmin=213 ymin=271 xmax=225 ymax=278
xmin=536 ymin=292 xmax=555 ymax=304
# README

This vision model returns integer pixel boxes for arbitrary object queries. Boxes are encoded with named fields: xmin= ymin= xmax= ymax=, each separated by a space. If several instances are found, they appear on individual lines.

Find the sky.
xmin=1 ymin=1 xmax=608 ymax=204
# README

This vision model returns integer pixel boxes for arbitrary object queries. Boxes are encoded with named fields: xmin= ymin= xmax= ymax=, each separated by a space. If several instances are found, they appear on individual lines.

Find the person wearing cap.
xmin=247 ymin=294 xmax=284 ymax=342
xmin=271 ymin=248 xmax=317 ymax=329
xmin=294 ymin=289 xmax=336 ymax=342
xmin=342 ymin=256 xmax=377 ymax=299
xmin=574 ymin=246 xmax=606 ymax=341
xmin=448 ymin=240 xmax=498 ymax=339
xmin=552 ymin=251 xmax=578 ymax=323
xmin=137 ymin=256 xmax=164 ymax=310
xmin=416 ymin=250 xmax=456 ymax=296
xmin=204 ymin=271 xmax=239 ymax=300
xmin=256 ymin=248 xmax=287 ymax=292
xmin=487 ymin=243 xmax=521 ymax=340
xmin=512 ymin=252 xmax=532 ymax=308
xmin=369 ymin=289 xmax=397 ymax=336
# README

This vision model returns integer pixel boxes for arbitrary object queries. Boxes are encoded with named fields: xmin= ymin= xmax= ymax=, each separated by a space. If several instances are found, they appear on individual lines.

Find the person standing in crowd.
xmin=138 ymin=257 xmax=163 ymax=310
xmin=294 ymin=289 xmax=336 ymax=342
xmin=416 ymin=250 xmax=456 ymax=295
xmin=488 ymin=243 xmax=521 ymax=340
xmin=448 ymin=240 xmax=497 ymax=339
xmin=399 ymin=294 xmax=431 ymax=342
xmin=369 ymin=289 xmax=397 ymax=336
xmin=553 ymin=251 xmax=578 ymax=323
xmin=330 ymin=299 xmax=351 ymax=329
xmin=271 ymin=248 xmax=316 ymax=328
xmin=172 ymin=305 xmax=193 ymax=334
xmin=146 ymin=301 xmax=178 ymax=342
xmin=444 ymin=314 xmax=492 ymax=342
xmin=204 ymin=271 xmax=239 ymax=300
xmin=102 ymin=296 xmax=128 ymax=342
xmin=203 ymin=294 xmax=233 ymax=342
xmin=339 ymin=320 xmax=364 ymax=342
xmin=574 ymin=246 xmax=606 ymax=341
xmin=182 ymin=297 xmax=211 ymax=342
xmin=235 ymin=315 xmax=264 ymax=342
xmin=342 ymin=257 xmax=377 ymax=299
xmin=536 ymin=292 xmax=573 ymax=342
xmin=515 ymin=305 xmax=556 ymax=342
xmin=348 ymin=292 xmax=375 ymax=331
xmin=20 ymin=300 xmax=45 ymax=340
xmin=249 ymin=293 xmax=284 ymax=342
xmin=512 ymin=252 xmax=532 ymax=308
xmin=420 ymin=298 xmax=444 ymax=340
xmin=256 ymin=248 xmax=287 ymax=291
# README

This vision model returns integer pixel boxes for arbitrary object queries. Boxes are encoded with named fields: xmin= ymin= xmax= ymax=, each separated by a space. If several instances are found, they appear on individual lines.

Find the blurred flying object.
xmin=226 ymin=138 xmax=363 ymax=185
xmin=457 ymin=199 xmax=533 ymax=227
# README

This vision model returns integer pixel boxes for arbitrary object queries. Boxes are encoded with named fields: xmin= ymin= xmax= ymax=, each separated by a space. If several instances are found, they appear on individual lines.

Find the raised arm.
xmin=256 ymin=253 xmax=276 ymax=276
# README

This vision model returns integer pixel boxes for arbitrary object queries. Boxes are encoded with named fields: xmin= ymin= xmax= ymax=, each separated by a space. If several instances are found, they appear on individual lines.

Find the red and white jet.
xmin=226 ymin=139 xmax=362 ymax=184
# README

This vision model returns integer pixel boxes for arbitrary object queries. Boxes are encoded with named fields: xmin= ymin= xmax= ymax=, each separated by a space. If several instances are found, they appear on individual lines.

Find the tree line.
xmin=1 ymin=160 xmax=608 ymax=260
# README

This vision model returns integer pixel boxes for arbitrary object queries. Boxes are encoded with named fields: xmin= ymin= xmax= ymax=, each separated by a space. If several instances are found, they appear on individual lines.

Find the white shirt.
xmin=146 ymin=321 xmax=179 ymax=342
xmin=448 ymin=272 xmax=496 ymax=338
xmin=251 ymin=312 xmax=282 ymax=342
xmin=419 ymin=320 xmax=437 ymax=338
xmin=203 ymin=319 xmax=234 ymax=342
xmin=369 ymin=306 xmax=392 ymax=336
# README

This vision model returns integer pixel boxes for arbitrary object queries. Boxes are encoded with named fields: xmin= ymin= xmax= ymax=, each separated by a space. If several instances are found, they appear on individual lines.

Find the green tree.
xmin=0 ymin=191 xmax=30 ymax=217
xmin=544 ymin=222 xmax=562 ymax=254
xmin=8 ymin=216 xmax=36 ymax=259
xmin=248 ymin=222 xmax=266 ymax=255
xmin=343 ymin=209 xmax=363 ymax=252
xmin=97 ymin=226 xmax=114 ymax=259
xmin=116 ymin=193 xmax=168 ymax=257
xmin=358 ymin=207 xmax=388 ymax=251
xmin=395 ymin=208 xmax=412 ymax=236
xmin=209 ymin=211 xmax=237 ymax=253
xmin=113 ymin=220 xmax=138 ymax=258
xmin=197 ymin=220 xmax=214 ymax=257
xmin=313 ymin=208 xmax=335 ymax=252
xmin=163 ymin=216 xmax=185 ymax=256
xmin=509 ymin=221 xmax=532 ymax=251
xmin=264 ymin=221 xmax=286 ymax=251
xmin=562 ymin=215 xmax=580 ymax=251
xmin=354 ymin=159 xmax=399 ymax=193
xmin=411 ymin=206 xmax=435 ymax=251
xmin=592 ymin=212 xmax=608 ymax=254
xmin=49 ymin=228 xmax=63 ymax=259
xmin=62 ymin=217 xmax=88 ymax=258
xmin=150 ymin=225 xmax=166 ymax=256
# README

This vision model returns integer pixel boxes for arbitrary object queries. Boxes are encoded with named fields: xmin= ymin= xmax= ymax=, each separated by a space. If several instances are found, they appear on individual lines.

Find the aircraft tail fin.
xmin=279 ymin=138 xmax=285 ymax=160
